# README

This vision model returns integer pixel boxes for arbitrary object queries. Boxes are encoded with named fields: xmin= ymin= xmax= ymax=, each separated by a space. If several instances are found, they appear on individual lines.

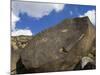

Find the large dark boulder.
xmin=18 ymin=17 xmax=95 ymax=73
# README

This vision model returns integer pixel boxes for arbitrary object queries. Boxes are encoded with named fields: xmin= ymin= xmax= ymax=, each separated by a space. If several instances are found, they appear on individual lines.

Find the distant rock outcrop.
xmin=11 ymin=16 xmax=96 ymax=74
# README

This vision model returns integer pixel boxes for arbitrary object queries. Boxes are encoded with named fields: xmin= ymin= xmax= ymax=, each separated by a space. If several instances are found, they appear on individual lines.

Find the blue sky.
xmin=11 ymin=1 xmax=96 ymax=36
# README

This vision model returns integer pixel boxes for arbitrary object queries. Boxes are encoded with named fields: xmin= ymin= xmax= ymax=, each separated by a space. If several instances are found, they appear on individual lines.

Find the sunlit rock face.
xmin=11 ymin=16 xmax=96 ymax=74
xmin=11 ymin=36 xmax=32 ymax=74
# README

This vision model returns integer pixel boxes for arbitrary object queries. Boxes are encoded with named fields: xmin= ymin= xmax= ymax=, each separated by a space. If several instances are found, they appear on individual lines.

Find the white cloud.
xmin=11 ymin=1 xmax=65 ymax=36
xmin=11 ymin=29 xmax=32 ymax=36
xmin=11 ymin=12 xmax=20 ymax=31
xmin=12 ymin=1 xmax=65 ymax=19
xmin=53 ymin=4 xmax=65 ymax=12
xmin=79 ymin=10 xmax=96 ymax=25
xmin=11 ymin=12 xmax=32 ymax=36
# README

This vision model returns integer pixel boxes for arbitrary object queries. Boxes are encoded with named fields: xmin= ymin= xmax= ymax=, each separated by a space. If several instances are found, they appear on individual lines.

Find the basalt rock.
xmin=16 ymin=17 xmax=96 ymax=74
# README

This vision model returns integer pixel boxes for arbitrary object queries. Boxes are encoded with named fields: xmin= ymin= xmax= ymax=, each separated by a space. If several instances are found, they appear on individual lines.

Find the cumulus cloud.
xmin=12 ymin=1 xmax=65 ymax=19
xmin=11 ymin=12 xmax=20 ymax=31
xmin=11 ymin=1 xmax=65 ymax=36
xmin=53 ymin=4 xmax=65 ymax=12
xmin=11 ymin=12 xmax=32 ymax=36
xmin=79 ymin=10 xmax=96 ymax=25
xmin=11 ymin=29 xmax=32 ymax=36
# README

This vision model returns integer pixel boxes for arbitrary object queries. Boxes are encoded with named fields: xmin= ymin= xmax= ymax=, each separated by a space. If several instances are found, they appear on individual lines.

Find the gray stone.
xmin=17 ymin=16 xmax=96 ymax=73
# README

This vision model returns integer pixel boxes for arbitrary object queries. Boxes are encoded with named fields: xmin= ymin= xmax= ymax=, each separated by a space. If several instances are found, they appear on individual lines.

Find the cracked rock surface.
xmin=11 ymin=17 xmax=96 ymax=74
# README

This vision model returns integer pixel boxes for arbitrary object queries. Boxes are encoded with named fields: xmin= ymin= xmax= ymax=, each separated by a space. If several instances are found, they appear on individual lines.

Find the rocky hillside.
xmin=11 ymin=35 xmax=32 ymax=74
xmin=11 ymin=35 xmax=32 ymax=50
xmin=11 ymin=17 xmax=96 ymax=74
